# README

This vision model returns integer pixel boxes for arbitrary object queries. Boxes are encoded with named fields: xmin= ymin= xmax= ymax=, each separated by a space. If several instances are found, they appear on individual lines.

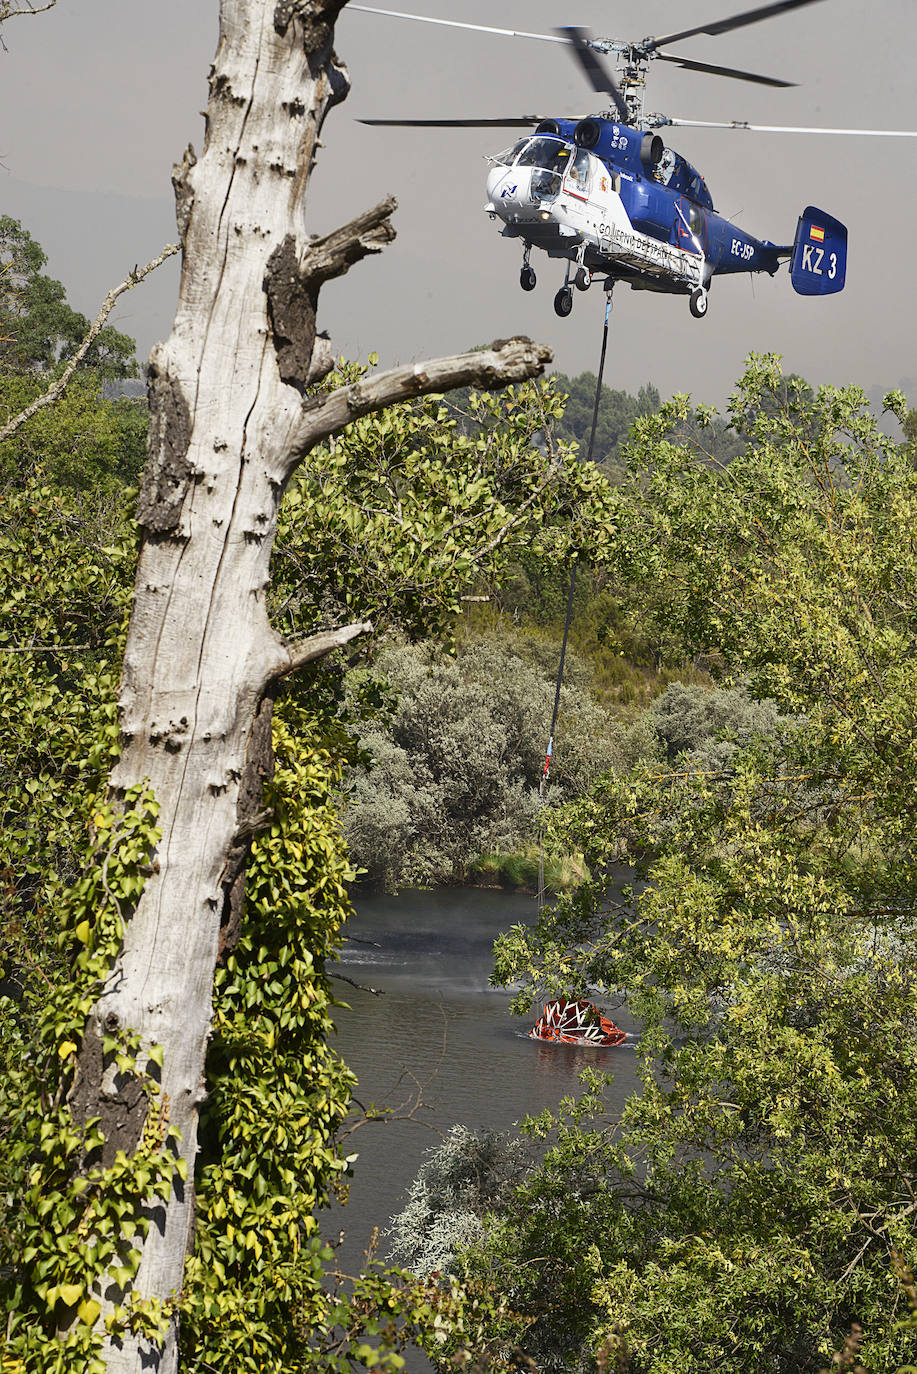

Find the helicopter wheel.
xmin=554 ymin=286 xmax=574 ymax=318
xmin=689 ymin=287 xmax=709 ymax=319
xmin=574 ymin=266 xmax=592 ymax=292
xmin=520 ymin=265 xmax=537 ymax=292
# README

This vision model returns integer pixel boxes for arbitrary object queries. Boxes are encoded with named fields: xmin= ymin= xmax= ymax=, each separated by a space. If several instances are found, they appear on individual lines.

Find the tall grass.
xmin=467 ymin=847 xmax=588 ymax=894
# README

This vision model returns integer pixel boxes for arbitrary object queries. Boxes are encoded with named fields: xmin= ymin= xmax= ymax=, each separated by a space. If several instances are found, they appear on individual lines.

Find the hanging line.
xmin=538 ymin=284 xmax=615 ymax=908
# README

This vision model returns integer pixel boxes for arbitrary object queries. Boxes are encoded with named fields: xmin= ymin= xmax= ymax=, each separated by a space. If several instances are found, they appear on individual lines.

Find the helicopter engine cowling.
xmin=640 ymin=132 xmax=665 ymax=171
xmin=572 ymin=118 xmax=663 ymax=177
xmin=573 ymin=117 xmax=602 ymax=149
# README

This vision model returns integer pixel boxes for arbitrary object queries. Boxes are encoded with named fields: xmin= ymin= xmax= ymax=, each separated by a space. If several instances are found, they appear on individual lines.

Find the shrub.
xmin=342 ymin=632 xmax=625 ymax=890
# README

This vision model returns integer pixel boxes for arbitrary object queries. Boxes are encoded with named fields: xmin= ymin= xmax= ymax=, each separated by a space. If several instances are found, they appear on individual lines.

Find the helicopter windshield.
xmin=491 ymin=137 xmax=529 ymax=167
xmin=516 ymin=136 xmax=572 ymax=171
xmin=515 ymin=136 xmax=572 ymax=201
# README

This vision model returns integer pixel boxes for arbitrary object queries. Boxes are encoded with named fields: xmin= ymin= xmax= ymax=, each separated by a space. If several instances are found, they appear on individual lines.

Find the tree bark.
xmin=69 ymin=3 xmax=550 ymax=1371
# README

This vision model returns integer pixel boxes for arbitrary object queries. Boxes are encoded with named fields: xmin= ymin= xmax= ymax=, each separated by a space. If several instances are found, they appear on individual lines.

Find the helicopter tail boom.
xmin=790 ymin=206 xmax=846 ymax=295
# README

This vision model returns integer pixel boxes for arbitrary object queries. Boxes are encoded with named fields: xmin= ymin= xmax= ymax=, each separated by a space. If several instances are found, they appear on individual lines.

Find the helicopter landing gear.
xmin=554 ymin=286 xmax=574 ymax=317
xmin=555 ymin=258 xmax=576 ymax=317
xmin=689 ymin=287 xmax=709 ymax=319
xmin=572 ymin=244 xmax=591 ymax=293
xmin=520 ymin=247 xmax=536 ymax=292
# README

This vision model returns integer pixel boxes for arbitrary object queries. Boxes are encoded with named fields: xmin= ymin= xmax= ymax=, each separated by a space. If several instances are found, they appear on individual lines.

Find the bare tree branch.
xmin=274 ymin=619 xmax=373 ymax=680
xmin=264 ymin=198 xmax=397 ymax=390
xmin=0 ymin=643 xmax=91 ymax=653
xmin=0 ymin=0 xmax=56 ymax=21
xmin=0 ymin=243 xmax=179 ymax=445
xmin=330 ymin=973 xmax=384 ymax=996
xmin=339 ymin=1007 xmax=450 ymax=1142
xmin=290 ymin=335 xmax=553 ymax=467
xmin=468 ymin=470 xmax=555 ymax=565
xmin=303 ymin=196 xmax=398 ymax=288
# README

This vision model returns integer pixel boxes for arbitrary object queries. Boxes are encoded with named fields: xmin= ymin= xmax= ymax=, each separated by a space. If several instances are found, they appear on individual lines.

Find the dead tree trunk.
xmin=66 ymin=2 xmax=549 ymax=1371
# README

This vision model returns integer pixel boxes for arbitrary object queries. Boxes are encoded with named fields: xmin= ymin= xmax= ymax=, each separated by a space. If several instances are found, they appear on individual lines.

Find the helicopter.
xmin=352 ymin=1 xmax=917 ymax=320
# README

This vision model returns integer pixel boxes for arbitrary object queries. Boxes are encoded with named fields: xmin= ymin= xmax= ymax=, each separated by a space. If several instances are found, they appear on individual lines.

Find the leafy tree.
xmin=270 ymin=373 xmax=611 ymax=650
xmin=551 ymin=370 xmax=660 ymax=479
xmin=550 ymin=370 xmax=746 ymax=479
xmin=0 ymin=218 xmax=137 ymax=378
xmin=441 ymin=357 xmax=917 ymax=1374
xmin=0 ymin=359 xmax=620 ymax=1371
xmin=0 ymin=220 xmax=147 ymax=499
xmin=0 ymin=475 xmax=133 ymax=1001
xmin=0 ymin=368 xmax=147 ymax=495
xmin=0 ymin=476 xmax=135 ymax=1373
xmin=902 ymin=405 xmax=917 ymax=453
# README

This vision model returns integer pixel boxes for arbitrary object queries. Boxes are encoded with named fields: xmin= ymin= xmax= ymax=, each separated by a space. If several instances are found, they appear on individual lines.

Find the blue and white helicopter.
xmin=354 ymin=0 xmax=917 ymax=319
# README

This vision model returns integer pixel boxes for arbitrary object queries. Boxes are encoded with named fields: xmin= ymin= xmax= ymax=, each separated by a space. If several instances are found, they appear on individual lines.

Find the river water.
xmin=329 ymin=885 xmax=642 ymax=1294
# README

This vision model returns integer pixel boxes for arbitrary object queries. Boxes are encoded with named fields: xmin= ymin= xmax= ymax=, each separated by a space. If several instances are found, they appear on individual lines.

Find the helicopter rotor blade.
xmin=655 ymin=51 xmax=795 ymax=87
xmin=557 ymin=26 xmax=629 ymax=122
xmin=347 ymin=6 xmax=570 ymax=46
xmin=359 ymin=116 xmax=545 ymax=128
xmin=662 ymin=117 xmax=917 ymax=137
xmin=648 ymin=0 xmax=828 ymax=50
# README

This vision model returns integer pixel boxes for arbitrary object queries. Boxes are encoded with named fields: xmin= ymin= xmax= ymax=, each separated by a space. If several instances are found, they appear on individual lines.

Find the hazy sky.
xmin=1 ymin=0 xmax=915 ymax=408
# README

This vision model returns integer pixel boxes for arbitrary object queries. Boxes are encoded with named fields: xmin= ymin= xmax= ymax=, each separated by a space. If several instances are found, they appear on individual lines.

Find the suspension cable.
xmin=537 ymin=283 xmax=614 ymax=907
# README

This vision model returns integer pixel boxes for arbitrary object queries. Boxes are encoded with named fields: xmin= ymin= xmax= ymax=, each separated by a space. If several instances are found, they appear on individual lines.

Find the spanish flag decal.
xmin=810 ymin=224 xmax=825 ymax=242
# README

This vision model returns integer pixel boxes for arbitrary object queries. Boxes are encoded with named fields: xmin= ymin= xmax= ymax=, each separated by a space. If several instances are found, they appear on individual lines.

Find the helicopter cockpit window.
xmin=516 ymin=137 xmax=570 ymax=170
xmin=491 ymin=138 xmax=530 ymax=167
xmin=566 ymin=147 xmax=592 ymax=193
xmin=516 ymin=136 xmax=572 ymax=200
xmin=656 ymin=148 xmax=676 ymax=186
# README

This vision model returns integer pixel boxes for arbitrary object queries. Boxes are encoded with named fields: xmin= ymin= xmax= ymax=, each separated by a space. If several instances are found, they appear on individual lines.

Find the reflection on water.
xmin=329 ymin=886 xmax=641 ymax=1280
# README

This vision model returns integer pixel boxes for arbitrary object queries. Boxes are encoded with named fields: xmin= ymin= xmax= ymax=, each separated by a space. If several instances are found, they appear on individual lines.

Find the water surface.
xmin=330 ymin=886 xmax=642 ymax=1275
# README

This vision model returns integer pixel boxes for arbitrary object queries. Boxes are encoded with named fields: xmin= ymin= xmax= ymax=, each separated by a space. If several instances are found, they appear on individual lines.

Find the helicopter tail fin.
xmin=790 ymin=206 xmax=846 ymax=296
